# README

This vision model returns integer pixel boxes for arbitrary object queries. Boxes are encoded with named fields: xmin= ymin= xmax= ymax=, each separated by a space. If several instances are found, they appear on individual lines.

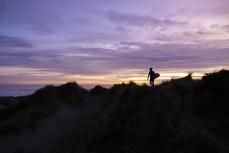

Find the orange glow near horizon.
xmin=1 ymin=66 xmax=228 ymax=88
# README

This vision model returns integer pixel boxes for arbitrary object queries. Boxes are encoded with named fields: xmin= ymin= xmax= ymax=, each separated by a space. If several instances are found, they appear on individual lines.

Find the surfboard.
xmin=154 ymin=73 xmax=160 ymax=79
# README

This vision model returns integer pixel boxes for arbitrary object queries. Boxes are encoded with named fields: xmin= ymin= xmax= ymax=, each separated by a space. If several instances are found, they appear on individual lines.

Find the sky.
xmin=0 ymin=0 xmax=229 ymax=87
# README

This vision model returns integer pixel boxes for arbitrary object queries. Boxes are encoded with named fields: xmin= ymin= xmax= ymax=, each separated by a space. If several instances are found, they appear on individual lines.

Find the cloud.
xmin=0 ymin=35 xmax=34 ymax=48
xmin=0 ymin=0 xmax=228 ymax=85
xmin=0 ymin=1 xmax=62 ymax=35
xmin=24 ymin=17 xmax=56 ymax=34
xmin=0 ymin=38 xmax=228 ymax=86
xmin=105 ymin=11 xmax=187 ymax=28
xmin=151 ymin=31 xmax=211 ymax=42
xmin=114 ymin=26 xmax=129 ymax=33
xmin=211 ymin=24 xmax=229 ymax=32
xmin=207 ymin=3 xmax=229 ymax=16
xmin=2 ymin=37 xmax=228 ymax=74
xmin=221 ymin=25 xmax=229 ymax=32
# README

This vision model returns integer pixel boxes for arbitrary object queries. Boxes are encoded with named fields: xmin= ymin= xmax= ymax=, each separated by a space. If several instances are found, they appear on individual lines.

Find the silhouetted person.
xmin=147 ymin=67 xmax=155 ymax=87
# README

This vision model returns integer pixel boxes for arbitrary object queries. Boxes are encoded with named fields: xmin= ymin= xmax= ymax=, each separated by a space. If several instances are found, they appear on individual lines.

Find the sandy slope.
xmin=0 ymin=96 xmax=103 ymax=153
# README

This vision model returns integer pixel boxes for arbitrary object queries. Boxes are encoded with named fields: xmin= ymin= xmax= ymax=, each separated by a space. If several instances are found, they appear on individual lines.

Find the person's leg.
xmin=152 ymin=80 xmax=154 ymax=87
xmin=150 ymin=79 xmax=154 ymax=87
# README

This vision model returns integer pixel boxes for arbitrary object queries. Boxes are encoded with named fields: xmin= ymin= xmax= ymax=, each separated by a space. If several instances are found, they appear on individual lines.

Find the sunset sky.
xmin=0 ymin=0 xmax=229 ymax=87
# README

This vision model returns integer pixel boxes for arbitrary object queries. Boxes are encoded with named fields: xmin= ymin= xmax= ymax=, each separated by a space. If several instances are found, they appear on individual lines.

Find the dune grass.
xmin=49 ymin=70 xmax=229 ymax=153
xmin=0 ymin=82 xmax=88 ymax=135
xmin=1 ymin=70 xmax=228 ymax=153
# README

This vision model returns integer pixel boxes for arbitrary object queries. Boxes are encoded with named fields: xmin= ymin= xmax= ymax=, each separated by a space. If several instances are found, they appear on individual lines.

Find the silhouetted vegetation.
xmin=1 ymin=70 xmax=229 ymax=153
xmin=193 ymin=70 xmax=229 ymax=141
xmin=0 ymin=96 xmax=19 ymax=107
xmin=49 ymin=70 xmax=229 ymax=153
xmin=0 ymin=82 xmax=88 ymax=135
xmin=90 ymin=85 xmax=108 ymax=96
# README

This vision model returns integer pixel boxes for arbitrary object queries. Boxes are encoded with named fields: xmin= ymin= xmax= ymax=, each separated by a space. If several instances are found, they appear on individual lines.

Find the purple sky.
xmin=0 ymin=0 xmax=229 ymax=86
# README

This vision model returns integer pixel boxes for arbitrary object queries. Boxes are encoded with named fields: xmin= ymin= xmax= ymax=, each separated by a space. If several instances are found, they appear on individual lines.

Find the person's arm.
xmin=147 ymin=73 xmax=149 ymax=80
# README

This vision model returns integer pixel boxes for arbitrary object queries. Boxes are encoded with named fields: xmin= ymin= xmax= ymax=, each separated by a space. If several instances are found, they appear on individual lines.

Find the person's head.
xmin=150 ymin=67 xmax=153 ymax=71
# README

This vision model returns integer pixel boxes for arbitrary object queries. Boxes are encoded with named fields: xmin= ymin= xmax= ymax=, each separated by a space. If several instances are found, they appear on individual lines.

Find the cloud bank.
xmin=0 ymin=0 xmax=229 ymax=85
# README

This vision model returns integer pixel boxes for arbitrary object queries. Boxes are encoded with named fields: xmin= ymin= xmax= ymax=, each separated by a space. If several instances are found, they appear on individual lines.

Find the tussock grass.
xmin=0 ymin=96 xmax=19 ymax=107
xmin=193 ymin=70 xmax=229 ymax=118
xmin=90 ymin=85 xmax=108 ymax=96
xmin=193 ymin=69 xmax=229 ymax=140
xmin=50 ymin=83 xmax=185 ymax=153
xmin=57 ymin=82 xmax=88 ymax=105
xmin=1 ymin=70 xmax=229 ymax=153
xmin=0 ymin=82 xmax=88 ymax=135
xmin=49 ymin=70 xmax=229 ymax=153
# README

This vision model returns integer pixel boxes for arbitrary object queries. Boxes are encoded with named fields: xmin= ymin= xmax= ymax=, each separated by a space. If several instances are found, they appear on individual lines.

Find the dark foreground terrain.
xmin=0 ymin=70 xmax=229 ymax=153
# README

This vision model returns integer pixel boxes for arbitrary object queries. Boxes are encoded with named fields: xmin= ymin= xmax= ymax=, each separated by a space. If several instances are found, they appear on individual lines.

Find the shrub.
xmin=90 ymin=85 xmax=108 ymax=96
xmin=57 ymin=82 xmax=88 ymax=105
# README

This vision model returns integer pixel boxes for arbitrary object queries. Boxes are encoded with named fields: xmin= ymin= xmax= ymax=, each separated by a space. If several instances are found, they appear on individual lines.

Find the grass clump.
xmin=90 ymin=85 xmax=108 ymax=96
xmin=0 ymin=82 xmax=88 ymax=135
xmin=1 ymin=70 xmax=229 ymax=153
xmin=49 ymin=70 xmax=229 ymax=153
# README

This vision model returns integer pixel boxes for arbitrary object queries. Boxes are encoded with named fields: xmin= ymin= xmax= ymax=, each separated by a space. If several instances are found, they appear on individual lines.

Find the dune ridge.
xmin=0 ymin=70 xmax=228 ymax=153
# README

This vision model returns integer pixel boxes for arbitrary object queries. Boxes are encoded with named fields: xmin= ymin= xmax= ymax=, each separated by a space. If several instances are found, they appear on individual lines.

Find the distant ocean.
xmin=0 ymin=85 xmax=45 ymax=97
xmin=0 ymin=84 xmax=122 ymax=97
xmin=0 ymin=84 xmax=110 ymax=97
